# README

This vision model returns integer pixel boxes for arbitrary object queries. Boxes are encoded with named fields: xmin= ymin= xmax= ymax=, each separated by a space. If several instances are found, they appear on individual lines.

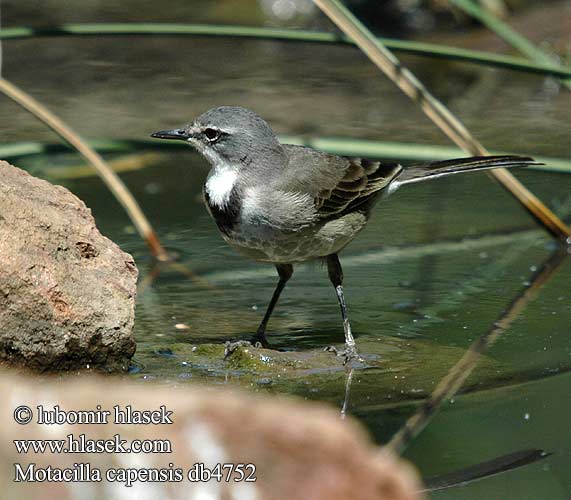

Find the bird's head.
xmin=151 ymin=106 xmax=284 ymax=169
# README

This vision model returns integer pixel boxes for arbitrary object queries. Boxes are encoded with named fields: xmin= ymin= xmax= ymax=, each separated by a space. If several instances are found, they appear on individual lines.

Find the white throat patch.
xmin=205 ymin=166 xmax=238 ymax=208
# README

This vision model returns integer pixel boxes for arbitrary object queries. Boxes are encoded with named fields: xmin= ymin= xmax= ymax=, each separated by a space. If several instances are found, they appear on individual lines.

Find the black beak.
xmin=150 ymin=128 xmax=190 ymax=141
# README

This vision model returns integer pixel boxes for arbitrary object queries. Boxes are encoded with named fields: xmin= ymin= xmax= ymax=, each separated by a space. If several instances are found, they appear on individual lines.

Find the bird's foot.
xmin=224 ymin=340 xmax=262 ymax=359
xmin=324 ymin=344 xmax=363 ymax=365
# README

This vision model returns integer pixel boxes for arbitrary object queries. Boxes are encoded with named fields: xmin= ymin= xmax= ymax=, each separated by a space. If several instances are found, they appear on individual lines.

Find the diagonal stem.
xmin=0 ymin=77 xmax=171 ymax=261
xmin=313 ymin=0 xmax=571 ymax=243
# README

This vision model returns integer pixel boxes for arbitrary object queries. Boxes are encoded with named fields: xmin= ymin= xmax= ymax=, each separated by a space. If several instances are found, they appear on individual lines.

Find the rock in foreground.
xmin=1 ymin=370 xmax=424 ymax=500
xmin=0 ymin=161 xmax=137 ymax=371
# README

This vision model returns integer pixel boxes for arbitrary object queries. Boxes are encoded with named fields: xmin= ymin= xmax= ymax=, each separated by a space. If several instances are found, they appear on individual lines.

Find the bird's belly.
xmin=220 ymin=212 xmax=368 ymax=263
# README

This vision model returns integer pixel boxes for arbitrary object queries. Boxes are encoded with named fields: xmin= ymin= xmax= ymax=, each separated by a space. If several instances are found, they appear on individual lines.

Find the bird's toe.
xmin=324 ymin=345 xmax=363 ymax=365
xmin=224 ymin=340 xmax=254 ymax=359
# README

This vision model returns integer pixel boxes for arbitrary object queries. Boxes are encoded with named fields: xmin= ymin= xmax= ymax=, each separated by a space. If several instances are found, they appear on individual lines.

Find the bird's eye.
xmin=203 ymin=128 xmax=221 ymax=143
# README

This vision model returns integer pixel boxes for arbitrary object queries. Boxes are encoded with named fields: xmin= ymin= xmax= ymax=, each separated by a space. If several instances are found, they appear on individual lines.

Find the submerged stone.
xmin=142 ymin=336 xmax=501 ymax=409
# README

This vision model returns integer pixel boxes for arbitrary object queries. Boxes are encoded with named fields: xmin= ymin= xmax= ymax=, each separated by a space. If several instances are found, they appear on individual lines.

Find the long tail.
xmin=398 ymin=155 xmax=539 ymax=185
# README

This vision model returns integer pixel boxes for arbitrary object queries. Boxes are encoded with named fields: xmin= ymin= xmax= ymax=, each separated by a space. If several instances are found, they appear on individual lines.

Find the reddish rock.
xmin=0 ymin=161 xmax=137 ymax=371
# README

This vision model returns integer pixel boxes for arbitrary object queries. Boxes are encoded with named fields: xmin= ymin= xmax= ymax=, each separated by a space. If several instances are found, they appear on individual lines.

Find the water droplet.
xmin=144 ymin=182 xmax=162 ymax=195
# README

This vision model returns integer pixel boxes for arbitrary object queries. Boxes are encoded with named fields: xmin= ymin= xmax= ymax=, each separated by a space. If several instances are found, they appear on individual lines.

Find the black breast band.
xmin=203 ymin=186 xmax=241 ymax=236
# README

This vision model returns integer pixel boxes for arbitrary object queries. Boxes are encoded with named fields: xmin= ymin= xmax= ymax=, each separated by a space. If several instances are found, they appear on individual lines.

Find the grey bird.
xmin=151 ymin=106 xmax=536 ymax=361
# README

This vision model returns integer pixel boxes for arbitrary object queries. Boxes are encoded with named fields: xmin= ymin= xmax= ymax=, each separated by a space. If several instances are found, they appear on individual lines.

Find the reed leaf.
xmin=450 ymin=0 xmax=571 ymax=89
xmin=0 ymin=23 xmax=570 ymax=79
xmin=3 ymin=138 xmax=570 ymax=176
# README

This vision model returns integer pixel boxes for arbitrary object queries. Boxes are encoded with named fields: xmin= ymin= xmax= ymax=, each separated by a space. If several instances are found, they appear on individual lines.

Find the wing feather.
xmin=314 ymin=158 xmax=402 ymax=218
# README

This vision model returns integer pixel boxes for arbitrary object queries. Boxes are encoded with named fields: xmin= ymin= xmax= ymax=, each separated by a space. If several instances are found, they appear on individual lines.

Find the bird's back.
xmin=277 ymin=145 xmax=351 ymax=196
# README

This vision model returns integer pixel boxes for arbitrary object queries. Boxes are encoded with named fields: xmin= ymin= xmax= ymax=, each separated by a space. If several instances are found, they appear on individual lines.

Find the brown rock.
xmin=0 ymin=161 xmax=137 ymax=371
xmin=1 ymin=371 xmax=424 ymax=499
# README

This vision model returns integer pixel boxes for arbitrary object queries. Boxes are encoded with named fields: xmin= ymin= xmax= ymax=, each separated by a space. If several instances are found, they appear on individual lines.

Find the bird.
xmin=151 ymin=106 xmax=536 ymax=362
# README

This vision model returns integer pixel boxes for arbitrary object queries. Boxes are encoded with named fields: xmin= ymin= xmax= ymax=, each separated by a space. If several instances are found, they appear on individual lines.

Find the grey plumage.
xmin=151 ymin=106 xmax=538 ymax=361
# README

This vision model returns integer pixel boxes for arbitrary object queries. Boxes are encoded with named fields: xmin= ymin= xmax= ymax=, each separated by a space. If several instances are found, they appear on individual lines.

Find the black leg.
xmin=326 ymin=254 xmax=359 ymax=361
xmin=253 ymin=263 xmax=293 ymax=347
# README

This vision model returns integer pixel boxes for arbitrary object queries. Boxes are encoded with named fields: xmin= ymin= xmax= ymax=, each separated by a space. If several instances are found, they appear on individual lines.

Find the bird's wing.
xmin=281 ymin=145 xmax=403 ymax=218
xmin=315 ymin=156 xmax=404 ymax=217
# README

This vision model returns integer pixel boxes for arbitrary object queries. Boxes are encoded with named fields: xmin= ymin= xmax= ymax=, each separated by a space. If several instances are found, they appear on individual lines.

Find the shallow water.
xmin=14 ymin=145 xmax=571 ymax=496
xmin=3 ymin=9 xmax=571 ymax=496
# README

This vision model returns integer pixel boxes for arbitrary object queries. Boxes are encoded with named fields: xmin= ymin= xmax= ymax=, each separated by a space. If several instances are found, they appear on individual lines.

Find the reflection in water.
xmin=137 ymin=258 xmax=215 ymax=296
xmin=340 ymin=366 xmax=353 ymax=419
xmin=422 ymin=448 xmax=550 ymax=492
xmin=385 ymin=246 xmax=569 ymax=455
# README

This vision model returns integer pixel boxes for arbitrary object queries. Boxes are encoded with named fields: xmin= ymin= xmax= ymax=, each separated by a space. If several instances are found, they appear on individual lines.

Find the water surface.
xmin=4 ymin=21 xmax=571 ymax=497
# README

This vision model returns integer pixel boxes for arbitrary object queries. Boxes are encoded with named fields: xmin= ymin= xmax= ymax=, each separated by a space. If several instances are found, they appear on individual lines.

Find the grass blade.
xmin=3 ymin=138 xmax=570 ymax=175
xmin=0 ymin=24 xmax=570 ymax=79
xmin=451 ymin=0 xmax=571 ymax=90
